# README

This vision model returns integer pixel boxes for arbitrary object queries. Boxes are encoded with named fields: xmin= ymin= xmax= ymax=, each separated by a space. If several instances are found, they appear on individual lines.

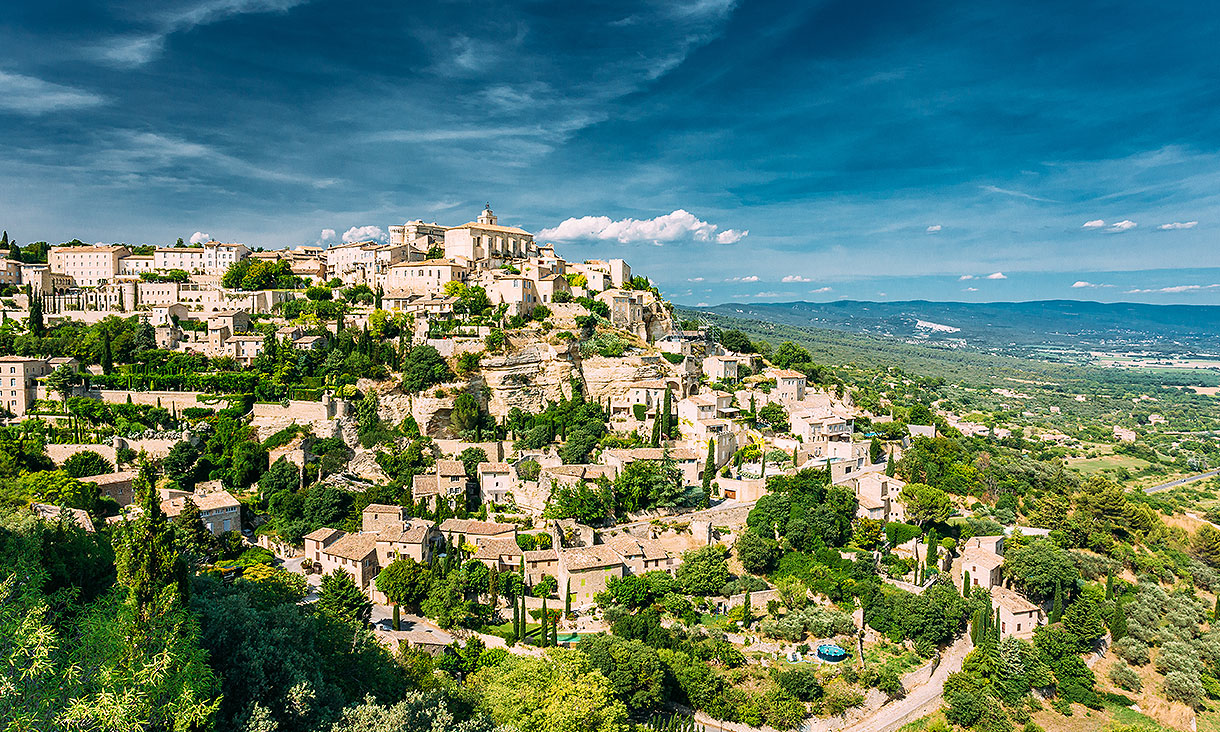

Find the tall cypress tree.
xmin=540 ymin=596 xmax=548 ymax=646
xmin=963 ymin=570 xmax=971 ymax=597
xmin=564 ymin=578 xmax=571 ymax=616
xmin=701 ymin=439 xmax=715 ymax=509
xmin=100 ymin=330 xmax=113 ymax=374
xmin=661 ymin=387 xmax=672 ymax=440
xmin=1110 ymin=601 xmax=1128 ymax=641
xmin=28 ymin=296 xmax=44 ymax=338
xmin=1051 ymin=581 xmax=1064 ymax=624
xmin=115 ymin=461 xmax=188 ymax=626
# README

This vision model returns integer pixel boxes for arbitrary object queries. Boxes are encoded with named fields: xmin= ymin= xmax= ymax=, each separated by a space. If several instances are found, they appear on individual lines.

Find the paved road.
xmin=831 ymin=633 xmax=972 ymax=732
xmin=1145 ymin=469 xmax=1220 ymax=493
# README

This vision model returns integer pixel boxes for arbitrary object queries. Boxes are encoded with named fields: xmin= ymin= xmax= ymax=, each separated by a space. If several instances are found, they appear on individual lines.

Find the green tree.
xmin=45 ymin=364 xmax=77 ymax=406
xmin=376 ymin=558 xmax=431 ymax=627
xmin=115 ymin=462 xmax=190 ymax=624
xmin=735 ymin=529 xmax=781 ymax=575
xmin=701 ymin=439 xmax=715 ymax=509
xmin=467 ymin=648 xmax=629 ymax=732
xmin=259 ymin=455 xmax=300 ymax=497
xmin=61 ymin=450 xmax=113 ymax=479
xmin=676 ymin=544 xmax=731 ymax=595
xmin=401 ymin=345 xmax=454 ymax=394
xmin=1004 ymin=538 xmax=1080 ymax=603
xmin=898 ymin=482 xmax=953 ymax=527
xmin=28 ymin=296 xmax=44 ymax=337
xmin=171 ymin=497 xmax=216 ymax=565
xmin=21 ymin=469 xmax=98 ymax=511
xmin=1192 ymin=525 xmax=1220 ymax=567
xmin=577 ymin=634 xmax=665 ymax=714
xmin=318 ymin=569 xmax=373 ymax=625
xmin=99 ymin=329 xmax=113 ymax=374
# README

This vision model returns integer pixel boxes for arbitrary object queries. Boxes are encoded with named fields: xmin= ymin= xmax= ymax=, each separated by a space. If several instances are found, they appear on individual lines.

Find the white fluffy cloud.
xmin=319 ymin=228 xmax=337 ymax=241
xmin=539 ymin=209 xmax=747 ymax=245
xmin=986 ymin=272 xmax=1007 ymax=280
xmin=781 ymin=275 xmax=812 ymax=283
xmin=189 ymin=231 xmax=210 ymax=244
xmin=341 ymin=225 xmax=387 ymax=244
xmin=1158 ymin=221 xmax=1198 ymax=230
xmin=1082 ymin=220 xmax=1106 ymax=229
xmin=926 ymin=224 xmax=942 ymax=233
xmin=959 ymin=274 xmax=974 ymax=281
xmin=809 ymin=287 xmax=832 ymax=294
xmin=1072 ymin=281 xmax=1094 ymax=288
xmin=1108 ymin=220 xmax=1137 ymax=232
xmin=964 ymin=287 xmax=979 ymax=292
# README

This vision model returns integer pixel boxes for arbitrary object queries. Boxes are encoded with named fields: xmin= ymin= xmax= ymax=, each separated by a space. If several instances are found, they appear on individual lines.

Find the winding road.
xmin=1145 ymin=469 xmax=1220 ymax=494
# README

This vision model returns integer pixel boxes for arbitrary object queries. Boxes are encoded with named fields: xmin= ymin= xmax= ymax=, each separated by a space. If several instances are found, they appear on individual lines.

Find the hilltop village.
xmin=4 ymin=208 xmax=1216 ymax=732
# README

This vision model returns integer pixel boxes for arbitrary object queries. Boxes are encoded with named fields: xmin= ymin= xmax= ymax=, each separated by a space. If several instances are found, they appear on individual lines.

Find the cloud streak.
xmin=540 ymin=209 xmax=747 ymax=245
xmin=0 ymin=71 xmax=104 ymax=115
xmin=1158 ymin=221 xmax=1198 ymax=230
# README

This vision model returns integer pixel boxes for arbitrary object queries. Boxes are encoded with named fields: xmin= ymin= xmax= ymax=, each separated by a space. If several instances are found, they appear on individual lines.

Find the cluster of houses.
xmin=304 ymin=503 xmax=681 ymax=607
xmin=13 ymin=205 xmax=673 ymax=374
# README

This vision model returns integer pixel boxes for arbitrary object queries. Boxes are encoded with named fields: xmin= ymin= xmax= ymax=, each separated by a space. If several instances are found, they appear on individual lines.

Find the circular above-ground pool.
xmin=817 ymin=644 xmax=847 ymax=662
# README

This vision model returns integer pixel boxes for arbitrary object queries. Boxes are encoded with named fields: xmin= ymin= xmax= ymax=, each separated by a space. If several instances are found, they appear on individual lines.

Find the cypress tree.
xmin=662 ymin=387 xmax=672 ymax=440
xmin=540 ymin=597 xmax=548 ymax=646
xmin=741 ymin=590 xmax=752 ymax=628
xmin=885 ymin=453 xmax=896 ymax=477
xmin=28 ymin=296 xmax=44 ymax=338
xmin=1215 ymin=595 xmax=1219 ymax=623
xmin=650 ymin=408 xmax=661 ymax=447
xmin=1105 ymin=571 xmax=1114 ymax=601
xmin=701 ymin=439 xmax=715 ymax=509
xmin=513 ymin=594 xmax=520 ymax=639
xmin=963 ymin=570 xmax=971 ymax=596
xmin=100 ymin=330 xmax=113 ymax=374
xmin=564 ymin=578 xmax=571 ymax=616
xmin=1051 ymin=582 xmax=1064 ymax=624
xmin=1110 ymin=601 xmax=1128 ymax=642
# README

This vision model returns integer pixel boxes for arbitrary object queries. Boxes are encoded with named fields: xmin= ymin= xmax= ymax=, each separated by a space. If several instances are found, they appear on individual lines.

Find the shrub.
xmin=1164 ymin=670 xmax=1207 ymax=708
xmin=1112 ymin=636 xmax=1150 ymax=666
xmin=1109 ymin=661 xmax=1142 ymax=691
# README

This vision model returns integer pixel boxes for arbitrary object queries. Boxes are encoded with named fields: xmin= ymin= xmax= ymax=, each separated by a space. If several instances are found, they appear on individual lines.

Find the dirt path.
xmin=829 ymin=633 xmax=972 ymax=732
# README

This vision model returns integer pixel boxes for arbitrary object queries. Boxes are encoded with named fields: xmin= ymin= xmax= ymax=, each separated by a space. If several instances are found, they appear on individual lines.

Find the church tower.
xmin=477 ymin=203 xmax=498 ymax=226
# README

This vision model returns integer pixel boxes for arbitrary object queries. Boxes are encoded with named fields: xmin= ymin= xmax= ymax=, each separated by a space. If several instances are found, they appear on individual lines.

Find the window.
xmin=1016 ymin=623 xmax=1022 ymax=631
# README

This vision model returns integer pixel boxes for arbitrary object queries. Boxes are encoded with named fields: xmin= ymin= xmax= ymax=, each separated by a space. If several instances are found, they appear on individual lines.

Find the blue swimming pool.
xmin=817 ymin=643 xmax=847 ymax=662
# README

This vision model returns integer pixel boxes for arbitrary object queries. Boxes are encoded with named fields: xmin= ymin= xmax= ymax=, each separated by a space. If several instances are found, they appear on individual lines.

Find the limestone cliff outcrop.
xmin=479 ymin=341 xmax=580 ymax=416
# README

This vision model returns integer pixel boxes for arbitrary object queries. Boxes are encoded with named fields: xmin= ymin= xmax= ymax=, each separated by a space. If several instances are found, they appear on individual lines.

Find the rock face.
xmin=578 ymin=354 xmax=681 ymax=405
xmin=480 ymin=341 xmax=580 ymax=417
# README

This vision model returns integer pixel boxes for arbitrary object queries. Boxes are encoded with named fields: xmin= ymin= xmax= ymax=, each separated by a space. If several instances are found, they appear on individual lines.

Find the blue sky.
xmin=3 ymin=0 xmax=1220 ymax=305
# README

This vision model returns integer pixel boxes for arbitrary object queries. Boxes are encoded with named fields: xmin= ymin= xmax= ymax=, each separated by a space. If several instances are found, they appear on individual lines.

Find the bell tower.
xmin=477 ymin=203 xmax=497 ymax=226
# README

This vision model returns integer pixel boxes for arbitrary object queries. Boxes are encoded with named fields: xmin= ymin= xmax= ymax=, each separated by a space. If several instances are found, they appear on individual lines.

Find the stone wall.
xmin=92 ymin=389 xmax=204 ymax=411
xmin=45 ymin=443 xmax=118 ymax=467
xmin=428 ymin=337 xmax=488 ymax=358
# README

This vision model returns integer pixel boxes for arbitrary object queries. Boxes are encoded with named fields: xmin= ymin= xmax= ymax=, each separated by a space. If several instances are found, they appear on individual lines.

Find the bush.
xmin=1164 ymin=670 xmax=1207 ymax=708
xmin=1112 ymin=636 xmax=1150 ymax=666
xmin=1109 ymin=661 xmax=1142 ymax=691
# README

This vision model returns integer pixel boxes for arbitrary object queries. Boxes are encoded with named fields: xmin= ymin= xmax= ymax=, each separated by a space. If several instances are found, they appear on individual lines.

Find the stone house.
xmin=160 ymin=491 xmax=241 ymax=535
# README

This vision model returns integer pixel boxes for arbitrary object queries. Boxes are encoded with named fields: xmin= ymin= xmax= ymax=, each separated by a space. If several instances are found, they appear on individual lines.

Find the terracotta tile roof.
xmin=436 ymin=460 xmax=467 ymax=477
xmin=304 ymin=527 xmax=344 ymax=543
xmin=961 ymin=547 xmax=1005 ymax=569
xmin=473 ymin=537 xmax=523 ymax=561
xmin=160 ymin=491 xmax=240 ymax=517
xmin=602 ymin=533 xmax=669 ymax=561
xmin=543 ymin=464 xmax=615 ymax=482
xmin=770 ymin=368 xmax=807 ymax=380
xmin=412 ymin=474 xmax=439 ymax=496
xmin=561 ymin=544 xmax=624 ymax=571
xmin=376 ymin=520 xmax=433 ymax=544
xmin=31 ymin=503 xmax=95 ymax=532
xmin=439 ymin=518 xmax=515 ymax=536
xmin=477 ymin=462 xmax=511 ymax=474
xmin=605 ymin=447 xmax=700 ymax=462
xmin=363 ymin=503 xmax=403 ymax=515
xmin=323 ymin=532 xmax=379 ymax=561
xmin=524 ymin=548 xmax=558 ymax=563
xmin=992 ymin=585 xmax=1040 ymax=614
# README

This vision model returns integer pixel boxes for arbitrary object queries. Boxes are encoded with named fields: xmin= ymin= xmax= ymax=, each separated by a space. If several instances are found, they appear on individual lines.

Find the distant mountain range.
xmin=689 ymin=300 xmax=1220 ymax=355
